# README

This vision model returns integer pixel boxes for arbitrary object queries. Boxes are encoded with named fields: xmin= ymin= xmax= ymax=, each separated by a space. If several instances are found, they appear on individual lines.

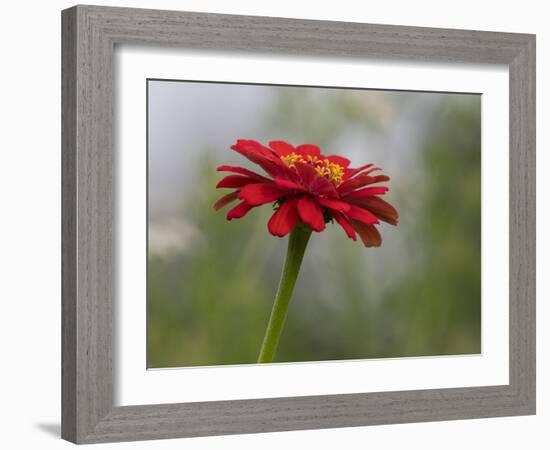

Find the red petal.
xmin=227 ymin=201 xmax=254 ymax=220
xmin=350 ymin=220 xmax=382 ymax=247
xmin=277 ymin=166 xmax=302 ymax=184
xmin=343 ymin=164 xmax=374 ymax=180
xmin=238 ymin=183 xmax=284 ymax=206
xmin=347 ymin=196 xmax=399 ymax=225
xmin=310 ymin=178 xmax=338 ymax=197
xmin=346 ymin=205 xmax=379 ymax=225
xmin=274 ymin=177 xmax=306 ymax=192
xmin=294 ymin=162 xmax=338 ymax=197
xmin=268 ymin=199 xmax=299 ymax=237
xmin=294 ymin=161 xmax=318 ymax=187
xmin=232 ymin=139 xmax=273 ymax=158
xmin=213 ymin=191 xmax=239 ymax=210
xmin=361 ymin=167 xmax=382 ymax=176
xmin=317 ymin=198 xmax=351 ymax=212
xmin=295 ymin=144 xmax=321 ymax=158
xmin=231 ymin=140 xmax=288 ymax=178
xmin=337 ymin=174 xmax=390 ymax=195
xmin=344 ymin=186 xmax=389 ymax=199
xmin=297 ymin=196 xmax=326 ymax=232
xmin=333 ymin=212 xmax=356 ymax=240
xmin=216 ymin=175 xmax=258 ymax=189
xmin=269 ymin=141 xmax=295 ymax=157
xmin=325 ymin=154 xmax=351 ymax=168
xmin=217 ymin=165 xmax=271 ymax=182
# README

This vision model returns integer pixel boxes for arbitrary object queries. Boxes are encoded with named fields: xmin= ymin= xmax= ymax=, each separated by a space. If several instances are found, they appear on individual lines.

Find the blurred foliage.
xmin=147 ymin=89 xmax=481 ymax=368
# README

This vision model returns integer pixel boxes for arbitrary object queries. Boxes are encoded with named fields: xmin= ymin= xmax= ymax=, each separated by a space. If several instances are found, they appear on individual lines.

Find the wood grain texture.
xmin=61 ymin=4 xmax=536 ymax=444
xmin=62 ymin=5 xmax=114 ymax=442
xmin=61 ymin=7 xmax=77 ymax=443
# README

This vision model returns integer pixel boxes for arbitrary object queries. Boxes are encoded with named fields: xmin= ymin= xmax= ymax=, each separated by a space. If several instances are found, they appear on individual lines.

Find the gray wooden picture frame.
xmin=61 ymin=4 xmax=536 ymax=444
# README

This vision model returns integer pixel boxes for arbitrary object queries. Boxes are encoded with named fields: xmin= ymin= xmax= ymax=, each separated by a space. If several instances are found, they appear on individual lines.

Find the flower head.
xmin=214 ymin=140 xmax=398 ymax=247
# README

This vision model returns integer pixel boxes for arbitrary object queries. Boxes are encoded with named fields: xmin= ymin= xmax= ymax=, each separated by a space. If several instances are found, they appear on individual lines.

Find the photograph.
xmin=147 ymin=80 xmax=482 ymax=368
xmin=1 ymin=0 xmax=541 ymax=447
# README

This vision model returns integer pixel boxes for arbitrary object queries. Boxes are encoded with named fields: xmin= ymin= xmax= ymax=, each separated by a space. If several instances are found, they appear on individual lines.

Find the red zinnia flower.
xmin=214 ymin=140 xmax=398 ymax=247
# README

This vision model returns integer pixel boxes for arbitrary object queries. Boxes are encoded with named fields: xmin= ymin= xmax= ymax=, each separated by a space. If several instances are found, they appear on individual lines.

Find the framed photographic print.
xmin=61 ymin=4 xmax=536 ymax=444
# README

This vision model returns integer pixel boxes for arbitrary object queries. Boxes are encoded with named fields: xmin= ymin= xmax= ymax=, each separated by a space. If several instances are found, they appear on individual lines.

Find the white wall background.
xmin=0 ymin=0 xmax=546 ymax=448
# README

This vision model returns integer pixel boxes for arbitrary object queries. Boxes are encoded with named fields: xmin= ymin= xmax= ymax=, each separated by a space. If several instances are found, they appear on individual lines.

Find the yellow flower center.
xmin=281 ymin=153 xmax=344 ymax=185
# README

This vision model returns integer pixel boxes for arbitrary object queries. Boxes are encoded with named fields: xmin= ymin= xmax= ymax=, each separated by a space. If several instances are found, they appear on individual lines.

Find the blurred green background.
xmin=147 ymin=81 xmax=481 ymax=368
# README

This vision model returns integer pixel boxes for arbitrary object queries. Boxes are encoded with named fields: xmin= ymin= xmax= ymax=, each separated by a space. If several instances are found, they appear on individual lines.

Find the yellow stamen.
xmin=281 ymin=152 xmax=344 ymax=185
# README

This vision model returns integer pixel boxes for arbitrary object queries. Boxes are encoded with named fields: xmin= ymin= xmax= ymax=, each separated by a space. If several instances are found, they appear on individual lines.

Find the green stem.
xmin=257 ymin=226 xmax=312 ymax=363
